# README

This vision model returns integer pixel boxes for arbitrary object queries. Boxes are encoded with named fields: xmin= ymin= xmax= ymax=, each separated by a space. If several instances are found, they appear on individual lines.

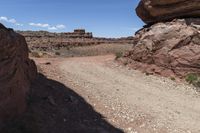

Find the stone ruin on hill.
xmin=69 ymin=29 xmax=93 ymax=38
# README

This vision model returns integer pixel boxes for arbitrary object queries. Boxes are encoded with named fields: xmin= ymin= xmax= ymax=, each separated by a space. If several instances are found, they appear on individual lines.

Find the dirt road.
xmin=36 ymin=55 xmax=200 ymax=133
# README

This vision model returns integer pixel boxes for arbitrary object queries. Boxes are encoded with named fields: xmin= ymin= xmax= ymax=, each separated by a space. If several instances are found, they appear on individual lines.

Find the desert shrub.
xmin=66 ymin=46 xmax=70 ymax=50
xmin=145 ymin=73 xmax=150 ymax=76
xmin=55 ymin=52 xmax=61 ymax=55
xmin=170 ymin=77 xmax=176 ymax=81
xmin=123 ymin=61 xmax=128 ymax=66
xmin=31 ymin=52 xmax=43 ymax=58
xmin=115 ymin=52 xmax=123 ymax=60
xmin=185 ymin=73 xmax=200 ymax=87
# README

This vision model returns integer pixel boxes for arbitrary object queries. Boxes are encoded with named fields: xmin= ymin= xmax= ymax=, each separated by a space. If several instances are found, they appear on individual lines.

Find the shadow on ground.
xmin=1 ymin=74 xmax=123 ymax=133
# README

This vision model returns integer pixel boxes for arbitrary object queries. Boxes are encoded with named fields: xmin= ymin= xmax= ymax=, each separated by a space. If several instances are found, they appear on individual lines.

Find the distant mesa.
xmin=18 ymin=29 xmax=93 ymax=38
xmin=17 ymin=29 xmax=136 ymax=52
xmin=136 ymin=0 xmax=200 ymax=24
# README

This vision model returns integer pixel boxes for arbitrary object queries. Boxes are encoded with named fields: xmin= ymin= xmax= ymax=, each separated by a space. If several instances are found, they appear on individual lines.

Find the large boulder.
xmin=136 ymin=0 xmax=200 ymax=24
xmin=124 ymin=19 xmax=200 ymax=78
xmin=0 ymin=24 xmax=37 ymax=121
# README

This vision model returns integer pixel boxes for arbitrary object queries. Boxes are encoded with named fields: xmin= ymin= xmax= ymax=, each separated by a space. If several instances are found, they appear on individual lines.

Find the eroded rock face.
xmin=124 ymin=19 xmax=200 ymax=78
xmin=0 ymin=24 xmax=37 ymax=121
xmin=136 ymin=0 xmax=200 ymax=24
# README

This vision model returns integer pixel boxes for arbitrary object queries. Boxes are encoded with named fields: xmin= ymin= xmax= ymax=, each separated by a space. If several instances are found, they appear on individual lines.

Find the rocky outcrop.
xmin=136 ymin=0 xmax=200 ymax=24
xmin=0 ymin=24 xmax=37 ymax=121
xmin=124 ymin=19 xmax=200 ymax=78
xmin=124 ymin=0 xmax=200 ymax=78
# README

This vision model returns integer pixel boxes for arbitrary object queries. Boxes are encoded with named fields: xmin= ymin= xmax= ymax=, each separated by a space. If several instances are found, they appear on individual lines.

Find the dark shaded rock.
xmin=136 ymin=0 xmax=200 ymax=24
xmin=0 ymin=23 xmax=37 ymax=121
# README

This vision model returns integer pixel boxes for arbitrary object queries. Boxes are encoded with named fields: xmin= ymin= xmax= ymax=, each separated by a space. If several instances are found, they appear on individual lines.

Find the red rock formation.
xmin=136 ymin=0 xmax=200 ymax=24
xmin=0 ymin=24 xmax=37 ymax=121
xmin=124 ymin=19 xmax=200 ymax=78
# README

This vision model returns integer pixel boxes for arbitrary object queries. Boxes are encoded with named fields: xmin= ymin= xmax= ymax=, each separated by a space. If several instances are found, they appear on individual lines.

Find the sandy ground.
xmin=34 ymin=55 xmax=200 ymax=133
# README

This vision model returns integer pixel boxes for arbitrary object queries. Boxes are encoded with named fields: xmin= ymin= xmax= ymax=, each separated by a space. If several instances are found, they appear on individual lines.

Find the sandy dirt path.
xmin=36 ymin=55 xmax=200 ymax=133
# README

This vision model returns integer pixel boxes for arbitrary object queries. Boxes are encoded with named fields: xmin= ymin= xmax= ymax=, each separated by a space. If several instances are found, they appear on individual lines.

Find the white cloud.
xmin=56 ymin=24 xmax=66 ymax=29
xmin=0 ymin=16 xmax=23 ymax=26
xmin=16 ymin=23 xmax=23 ymax=26
xmin=9 ymin=18 xmax=16 ymax=23
xmin=0 ymin=16 xmax=66 ymax=30
xmin=29 ymin=22 xmax=66 ymax=30
xmin=29 ymin=23 xmax=49 ymax=28
xmin=0 ymin=17 xmax=9 ymax=21
xmin=48 ymin=26 xmax=57 ymax=30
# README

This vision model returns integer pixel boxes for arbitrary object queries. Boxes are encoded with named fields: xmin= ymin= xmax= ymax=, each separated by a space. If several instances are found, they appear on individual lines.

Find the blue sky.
xmin=0 ymin=0 xmax=144 ymax=37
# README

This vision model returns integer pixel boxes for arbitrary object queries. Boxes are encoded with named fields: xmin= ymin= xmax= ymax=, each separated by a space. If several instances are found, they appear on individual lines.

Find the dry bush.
xmin=185 ymin=73 xmax=200 ymax=88
xmin=30 ymin=51 xmax=44 ymax=58
xmin=115 ymin=52 xmax=123 ymax=60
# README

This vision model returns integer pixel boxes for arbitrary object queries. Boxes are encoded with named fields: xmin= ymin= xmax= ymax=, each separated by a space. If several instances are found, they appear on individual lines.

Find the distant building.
xmin=64 ymin=29 xmax=93 ymax=38
xmin=74 ymin=29 xmax=86 ymax=34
